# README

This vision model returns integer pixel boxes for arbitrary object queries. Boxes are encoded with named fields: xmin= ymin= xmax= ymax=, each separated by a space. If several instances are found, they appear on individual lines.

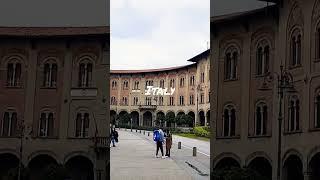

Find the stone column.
xmin=60 ymin=45 xmax=72 ymax=138
xmin=205 ymin=113 xmax=208 ymax=127
xmin=139 ymin=112 xmax=143 ymax=126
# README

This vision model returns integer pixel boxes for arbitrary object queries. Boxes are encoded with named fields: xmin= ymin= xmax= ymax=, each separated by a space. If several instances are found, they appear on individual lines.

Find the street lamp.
xmin=258 ymin=65 xmax=296 ymax=180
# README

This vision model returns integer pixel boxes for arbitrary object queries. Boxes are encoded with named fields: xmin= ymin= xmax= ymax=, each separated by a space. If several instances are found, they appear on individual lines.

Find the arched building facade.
xmin=211 ymin=1 xmax=320 ymax=179
xmin=110 ymin=50 xmax=210 ymax=128
xmin=0 ymin=27 xmax=110 ymax=180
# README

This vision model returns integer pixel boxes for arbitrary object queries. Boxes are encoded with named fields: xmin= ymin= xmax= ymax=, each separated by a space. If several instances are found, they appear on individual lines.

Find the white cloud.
xmin=111 ymin=0 xmax=209 ymax=70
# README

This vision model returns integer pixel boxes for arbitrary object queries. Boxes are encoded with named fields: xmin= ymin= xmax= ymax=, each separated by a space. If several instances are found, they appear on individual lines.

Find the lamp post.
xmin=258 ymin=65 xmax=296 ymax=180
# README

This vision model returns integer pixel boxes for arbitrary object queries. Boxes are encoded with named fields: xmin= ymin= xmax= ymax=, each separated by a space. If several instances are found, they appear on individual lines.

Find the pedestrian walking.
xmin=165 ymin=130 xmax=172 ymax=157
xmin=111 ymin=128 xmax=119 ymax=147
xmin=153 ymin=128 xmax=165 ymax=158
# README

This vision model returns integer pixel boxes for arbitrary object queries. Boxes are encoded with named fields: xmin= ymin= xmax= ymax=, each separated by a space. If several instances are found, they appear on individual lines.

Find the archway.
xmin=0 ymin=153 xmax=20 ymax=179
xmin=110 ymin=110 xmax=117 ymax=125
xmin=166 ymin=111 xmax=175 ymax=127
xmin=199 ymin=111 xmax=205 ymax=126
xmin=310 ymin=152 xmax=320 ymax=180
xmin=215 ymin=157 xmax=240 ymax=170
xmin=118 ymin=111 xmax=130 ymax=126
xmin=28 ymin=154 xmax=58 ymax=180
xmin=131 ymin=111 xmax=139 ymax=127
xmin=206 ymin=110 xmax=210 ymax=126
xmin=143 ymin=111 xmax=153 ymax=127
xmin=65 ymin=155 xmax=94 ymax=180
xmin=283 ymin=154 xmax=303 ymax=180
xmin=188 ymin=111 xmax=195 ymax=127
xmin=248 ymin=157 xmax=272 ymax=180
xmin=176 ymin=112 xmax=185 ymax=127
xmin=156 ymin=111 xmax=165 ymax=127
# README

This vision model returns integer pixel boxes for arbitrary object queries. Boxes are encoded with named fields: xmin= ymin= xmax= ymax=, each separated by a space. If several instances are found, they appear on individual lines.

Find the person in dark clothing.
xmin=165 ymin=130 xmax=172 ymax=157
xmin=111 ymin=128 xmax=118 ymax=147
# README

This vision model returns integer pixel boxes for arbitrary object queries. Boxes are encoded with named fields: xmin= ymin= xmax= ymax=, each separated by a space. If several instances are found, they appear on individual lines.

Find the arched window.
xmin=255 ymin=102 xmax=268 ymax=136
xmin=112 ymin=80 xmax=117 ymax=89
xmin=111 ymin=96 xmax=117 ymax=105
xmin=122 ymin=97 xmax=128 ymax=106
xmin=39 ymin=111 xmax=54 ymax=137
xmin=7 ymin=62 xmax=21 ymax=87
xmin=190 ymin=75 xmax=195 ymax=86
xmin=133 ymin=97 xmax=139 ymax=105
xmin=225 ymin=48 xmax=238 ymax=80
xmin=223 ymin=105 xmax=236 ymax=137
xmin=43 ymin=62 xmax=58 ymax=88
xmin=169 ymin=97 xmax=174 ymax=106
xmin=123 ymin=80 xmax=129 ymax=90
xmin=189 ymin=94 xmax=194 ymax=105
xmin=180 ymin=77 xmax=185 ymax=87
xmin=133 ymin=81 xmax=140 ymax=90
xmin=256 ymin=44 xmax=270 ymax=76
xmin=75 ymin=112 xmax=90 ymax=138
xmin=1 ymin=110 xmax=17 ymax=137
xmin=290 ymin=30 xmax=302 ymax=67
xmin=160 ymin=80 xmax=165 ymax=88
xmin=145 ymin=97 xmax=152 ymax=105
xmin=201 ymin=72 xmax=205 ymax=83
xmin=288 ymin=97 xmax=300 ymax=132
xmin=179 ymin=96 xmax=184 ymax=105
xmin=78 ymin=62 xmax=93 ymax=88
xmin=159 ymin=96 xmax=164 ymax=106
xmin=170 ymin=79 xmax=175 ymax=88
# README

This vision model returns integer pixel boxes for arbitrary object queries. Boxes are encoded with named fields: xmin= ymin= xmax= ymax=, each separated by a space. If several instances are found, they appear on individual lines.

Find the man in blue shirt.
xmin=154 ymin=128 xmax=165 ymax=158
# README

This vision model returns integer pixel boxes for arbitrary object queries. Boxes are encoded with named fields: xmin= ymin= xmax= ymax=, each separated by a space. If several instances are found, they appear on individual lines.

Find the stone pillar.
xmin=24 ymin=44 xmax=37 ymax=136
xmin=60 ymin=46 xmax=72 ymax=138
xmin=205 ymin=113 xmax=208 ymax=126
xmin=139 ymin=112 xmax=143 ymax=126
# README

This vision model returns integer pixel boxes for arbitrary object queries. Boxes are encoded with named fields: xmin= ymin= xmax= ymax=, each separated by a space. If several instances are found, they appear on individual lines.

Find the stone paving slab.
xmin=130 ymin=129 xmax=210 ymax=180
xmin=110 ymin=130 xmax=194 ymax=180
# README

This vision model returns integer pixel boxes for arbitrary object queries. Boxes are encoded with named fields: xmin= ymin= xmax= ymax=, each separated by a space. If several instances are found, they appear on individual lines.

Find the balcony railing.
xmin=138 ymin=105 xmax=157 ymax=110
xmin=92 ymin=136 xmax=109 ymax=149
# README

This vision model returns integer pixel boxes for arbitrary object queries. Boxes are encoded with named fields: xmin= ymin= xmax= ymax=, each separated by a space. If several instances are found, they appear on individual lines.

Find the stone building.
xmin=110 ymin=50 xmax=210 ymax=128
xmin=0 ymin=27 xmax=110 ymax=180
xmin=211 ymin=0 xmax=320 ymax=179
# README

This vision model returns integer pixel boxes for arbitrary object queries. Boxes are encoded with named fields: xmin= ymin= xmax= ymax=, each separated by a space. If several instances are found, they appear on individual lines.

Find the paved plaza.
xmin=110 ymin=129 xmax=210 ymax=180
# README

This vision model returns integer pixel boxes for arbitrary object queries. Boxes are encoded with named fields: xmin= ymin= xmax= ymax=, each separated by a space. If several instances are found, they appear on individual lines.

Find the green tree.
xmin=184 ymin=114 xmax=194 ymax=127
xmin=155 ymin=113 xmax=165 ymax=127
xmin=119 ymin=113 xmax=130 ymax=125
xmin=165 ymin=112 xmax=175 ymax=128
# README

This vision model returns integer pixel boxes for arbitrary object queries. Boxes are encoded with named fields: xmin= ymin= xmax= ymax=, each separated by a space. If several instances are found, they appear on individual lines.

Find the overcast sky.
xmin=211 ymin=0 xmax=269 ymax=17
xmin=111 ymin=0 xmax=210 ymax=70
xmin=0 ymin=0 xmax=108 ymax=26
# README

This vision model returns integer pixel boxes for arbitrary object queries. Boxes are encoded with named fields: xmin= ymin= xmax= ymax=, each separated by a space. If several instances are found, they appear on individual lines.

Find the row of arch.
xmin=214 ymin=149 xmax=320 ymax=180
xmin=110 ymin=109 xmax=210 ymax=127
xmin=0 ymin=151 xmax=95 ymax=180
